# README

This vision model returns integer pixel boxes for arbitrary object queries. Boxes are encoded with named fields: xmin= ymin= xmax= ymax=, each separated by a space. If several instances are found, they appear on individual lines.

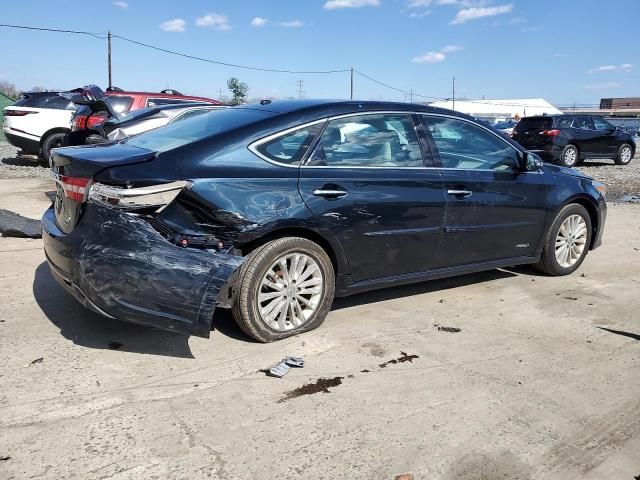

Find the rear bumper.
xmin=528 ymin=146 xmax=563 ymax=163
xmin=42 ymin=204 xmax=244 ymax=337
xmin=4 ymin=130 xmax=40 ymax=154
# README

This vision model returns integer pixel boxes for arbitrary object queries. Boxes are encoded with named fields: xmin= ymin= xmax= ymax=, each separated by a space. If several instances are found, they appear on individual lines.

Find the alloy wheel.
xmin=564 ymin=147 xmax=577 ymax=166
xmin=620 ymin=146 xmax=632 ymax=163
xmin=555 ymin=214 xmax=588 ymax=268
xmin=257 ymin=253 xmax=323 ymax=331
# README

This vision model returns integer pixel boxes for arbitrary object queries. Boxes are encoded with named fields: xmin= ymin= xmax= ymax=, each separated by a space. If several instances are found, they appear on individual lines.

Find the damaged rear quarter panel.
xmin=65 ymin=205 xmax=244 ymax=337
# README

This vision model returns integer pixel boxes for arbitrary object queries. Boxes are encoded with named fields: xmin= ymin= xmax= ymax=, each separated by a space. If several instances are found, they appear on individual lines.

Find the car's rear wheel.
xmin=231 ymin=237 xmax=335 ymax=342
xmin=615 ymin=143 xmax=633 ymax=165
xmin=560 ymin=144 xmax=579 ymax=167
xmin=534 ymin=204 xmax=592 ymax=276
xmin=41 ymin=132 xmax=67 ymax=167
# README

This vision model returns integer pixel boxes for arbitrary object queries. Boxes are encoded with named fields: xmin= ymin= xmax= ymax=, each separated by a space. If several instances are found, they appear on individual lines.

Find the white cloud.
xmin=509 ymin=16 xmax=526 ymax=24
xmin=451 ymin=4 xmax=513 ymax=24
xmin=409 ymin=10 xmax=432 ymax=17
xmin=441 ymin=44 xmax=463 ymax=53
xmin=251 ymin=17 xmax=268 ymax=27
xmin=279 ymin=20 xmax=304 ymax=27
xmin=408 ymin=0 xmax=488 ymax=7
xmin=588 ymin=64 xmax=634 ymax=73
xmin=159 ymin=18 xmax=186 ymax=32
xmin=413 ymin=52 xmax=446 ymax=63
xmin=113 ymin=1 xmax=128 ymax=8
xmin=413 ymin=45 xmax=463 ymax=63
xmin=324 ymin=0 xmax=380 ymax=10
xmin=195 ymin=13 xmax=231 ymax=31
xmin=584 ymin=82 xmax=621 ymax=90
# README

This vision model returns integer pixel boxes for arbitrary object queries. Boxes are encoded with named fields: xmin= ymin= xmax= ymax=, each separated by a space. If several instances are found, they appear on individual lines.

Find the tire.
xmin=560 ymin=144 xmax=579 ymax=168
xmin=614 ymin=143 xmax=633 ymax=165
xmin=231 ymin=237 xmax=335 ymax=342
xmin=40 ymin=132 xmax=67 ymax=167
xmin=534 ymin=204 xmax=592 ymax=276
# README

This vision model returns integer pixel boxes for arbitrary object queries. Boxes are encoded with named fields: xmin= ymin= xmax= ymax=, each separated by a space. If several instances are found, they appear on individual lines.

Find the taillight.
xmin=89 ymin=181 xmax=190 ymax=211
xmin=72 ymin=114 xmax=88 ymax=130
xmin=4 ymin=110 xmax=38 ymax=117
xmin=540 ymin=129 xmax=560 ymax=137
xmin=87 ymin=112 xmax=108 ymax=128
xmin=59 ymin=175 xmax=91 ymax=202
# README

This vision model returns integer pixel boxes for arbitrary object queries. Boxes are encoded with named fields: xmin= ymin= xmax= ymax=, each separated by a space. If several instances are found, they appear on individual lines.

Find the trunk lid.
xmin=51 ymin=143 xmax=157 ymax=234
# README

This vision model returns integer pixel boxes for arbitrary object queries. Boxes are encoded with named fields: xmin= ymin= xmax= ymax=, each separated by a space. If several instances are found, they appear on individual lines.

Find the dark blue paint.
xmin=43 ymin=99 xmax=607 ymax=338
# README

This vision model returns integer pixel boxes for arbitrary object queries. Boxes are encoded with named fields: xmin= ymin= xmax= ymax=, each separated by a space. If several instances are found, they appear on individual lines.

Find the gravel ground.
xmin=1 ymin=140 xmax=639 ymax=200
xmin=0 ymin=143 xmax=50 ymax=179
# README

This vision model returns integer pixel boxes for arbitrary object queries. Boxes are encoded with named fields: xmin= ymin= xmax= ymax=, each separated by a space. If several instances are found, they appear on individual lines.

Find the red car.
xmin=73 ymin=87 xmax=222 ymax=130
xmin=68 ymin=86 xmax=222 ymax=149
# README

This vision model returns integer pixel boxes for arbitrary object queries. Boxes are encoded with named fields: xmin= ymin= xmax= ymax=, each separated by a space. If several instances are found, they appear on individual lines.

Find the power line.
xmin=0 ymin=23 xmax=581 ymax=109
xmin=112 ymin=34 xmax=350 ymax=75
xmin=0 ymin=23 xmax=106 ymax=39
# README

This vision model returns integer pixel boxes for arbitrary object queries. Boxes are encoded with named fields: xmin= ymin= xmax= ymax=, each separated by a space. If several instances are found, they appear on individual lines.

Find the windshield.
xmin=123 ymin=107 xmax=274 ymax=152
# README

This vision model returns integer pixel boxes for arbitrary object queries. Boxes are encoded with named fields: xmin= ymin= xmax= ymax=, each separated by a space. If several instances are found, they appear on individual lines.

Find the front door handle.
xmin=447 ymin=189 xmax=472 ymax=198
xmin=313 ymin=189 xmax=348 ymax=198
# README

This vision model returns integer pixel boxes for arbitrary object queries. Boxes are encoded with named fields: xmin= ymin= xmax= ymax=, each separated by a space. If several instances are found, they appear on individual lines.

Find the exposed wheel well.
xmin=238 ymin=228 xmax=342 ymax=276
xmin=568 ymin=197 xmax=599 ymax=249
xmin=39 ymin=128 xmax=70 ymax=148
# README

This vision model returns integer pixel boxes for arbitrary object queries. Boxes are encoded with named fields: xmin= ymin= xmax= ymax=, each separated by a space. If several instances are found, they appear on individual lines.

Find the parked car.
xmin=43 ymin=100 xmax=606 ymax=342
xmin=493 ymin=119 xmax=518 ymax=136
xmin=68 ymin=102 xmax=225 ymax=145
xmin=2 ymin=91 xmax=76 ymax=164
xmin=67 ymin=86 xmax=222 ymax=150
xmin=512 ymin=114 xmax=635 ymax=167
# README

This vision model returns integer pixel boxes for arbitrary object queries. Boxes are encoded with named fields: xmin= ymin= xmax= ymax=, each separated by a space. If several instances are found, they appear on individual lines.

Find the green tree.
xmin=227 ymin=77 xmax=249 ymax=105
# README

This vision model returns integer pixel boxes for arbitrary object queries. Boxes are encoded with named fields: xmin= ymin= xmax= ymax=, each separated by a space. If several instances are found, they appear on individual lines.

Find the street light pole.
xmin=350 ymin=67 xmax=354 ymax=100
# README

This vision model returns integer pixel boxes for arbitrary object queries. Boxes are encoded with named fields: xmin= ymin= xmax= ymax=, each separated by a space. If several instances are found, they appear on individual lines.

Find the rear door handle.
xmin=447 ymin=189 xmax=472 ymax=198
xmin=313 ymin=189 xmax=348 ymax=198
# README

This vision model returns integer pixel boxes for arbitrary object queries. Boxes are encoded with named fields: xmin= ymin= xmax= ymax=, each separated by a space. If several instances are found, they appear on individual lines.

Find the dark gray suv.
xmin=512 ymin=115 xmax=635 ymax=167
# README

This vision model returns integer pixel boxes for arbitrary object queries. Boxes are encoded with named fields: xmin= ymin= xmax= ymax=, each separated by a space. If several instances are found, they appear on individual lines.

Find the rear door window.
xmin=573 ymin=116 xmax=595 ymax=130
xmin=106 ymin=95 xmax=134 ymax=115
xmin=12 ymin=94 xmax=74 ymax=110
xmin=306 ymin=113 xmax=424 ymax=167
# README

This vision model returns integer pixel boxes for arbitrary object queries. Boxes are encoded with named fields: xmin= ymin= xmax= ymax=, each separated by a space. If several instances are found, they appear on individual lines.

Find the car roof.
xmin=240 ymin=98 xmax=473 ymax=120
xmin=106 ymin=91 xmax=219 ymax=100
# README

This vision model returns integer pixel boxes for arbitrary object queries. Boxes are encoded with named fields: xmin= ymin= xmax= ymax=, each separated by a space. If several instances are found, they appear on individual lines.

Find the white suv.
xmin=2 ymin=92 xmax=76 ymax=164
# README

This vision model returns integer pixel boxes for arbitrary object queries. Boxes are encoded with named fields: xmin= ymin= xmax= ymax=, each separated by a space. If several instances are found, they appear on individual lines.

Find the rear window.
xmin=12 ymin=93 xmax=74 ymax=110
xmin=106 ymin=95 xmax=134 ymax=115
xmin=146 ymin=98 xmax=200 ymax=107
xmin=516 ymin=117 xmax=553 ymax=131
xmin=123 ymin=107 xmax=273 ymax=152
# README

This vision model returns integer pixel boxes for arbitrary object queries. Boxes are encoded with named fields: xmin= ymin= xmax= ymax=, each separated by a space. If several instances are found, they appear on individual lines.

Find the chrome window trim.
xmin=248 ymin=118 xmax=328 ymax=168
xmin=248 ymin=110 xmax=527 ymax=171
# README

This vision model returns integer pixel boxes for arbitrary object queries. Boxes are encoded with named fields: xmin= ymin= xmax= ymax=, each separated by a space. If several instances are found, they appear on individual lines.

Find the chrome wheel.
xmin=555 ymin=214 xmax=588 ymax=268
xmin=563 ymin=147 xmax=577 ymax=166
xmin=620 ymin=146 xmax=632 ymax=163
xmin=257 ymin=253 xmax=323 ymax=331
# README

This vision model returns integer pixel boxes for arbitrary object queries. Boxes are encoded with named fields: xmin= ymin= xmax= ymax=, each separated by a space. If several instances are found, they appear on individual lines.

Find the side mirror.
xmin=524 ymin=152 xmax=544 ymax=171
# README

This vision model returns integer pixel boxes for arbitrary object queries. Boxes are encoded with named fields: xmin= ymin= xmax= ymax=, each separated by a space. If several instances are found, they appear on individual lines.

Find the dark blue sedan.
xmin=43 ymin=100 xmax=607 ymax=342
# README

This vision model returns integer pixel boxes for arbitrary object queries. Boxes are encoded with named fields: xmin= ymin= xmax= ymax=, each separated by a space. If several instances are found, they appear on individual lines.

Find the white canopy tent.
xmin=428 ymin=98 xmax=563 ymax=119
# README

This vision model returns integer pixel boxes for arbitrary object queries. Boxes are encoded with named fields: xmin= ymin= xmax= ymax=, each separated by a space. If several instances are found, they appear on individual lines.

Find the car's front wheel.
xmin=535 ymin=204 xmax=592 ymax=276
xmin=231 ymin=237 xmax=335 ymax=342
xmin=615 ymin=143 xmax=633 ymax=165
xmin=560 ymin=144 xmax=579 ymax=167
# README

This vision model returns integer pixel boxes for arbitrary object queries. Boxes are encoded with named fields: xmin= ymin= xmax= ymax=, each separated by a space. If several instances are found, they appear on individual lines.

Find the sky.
xmin=0 ymin=0 xmax=638 ymax=106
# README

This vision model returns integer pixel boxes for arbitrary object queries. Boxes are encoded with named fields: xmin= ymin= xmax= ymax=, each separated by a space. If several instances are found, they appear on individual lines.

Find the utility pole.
xmin=452 ymin=76 xmax=455 ymax=111
xmin=297 ymin=80 xmax=305 ymax=98
xmin=409 ymin=89 xmax=414 ymax=103
xmin=107 ymin=31 xmax=112 ymax=89
xmin=350 ymin=67 xmax=354 ymax=100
